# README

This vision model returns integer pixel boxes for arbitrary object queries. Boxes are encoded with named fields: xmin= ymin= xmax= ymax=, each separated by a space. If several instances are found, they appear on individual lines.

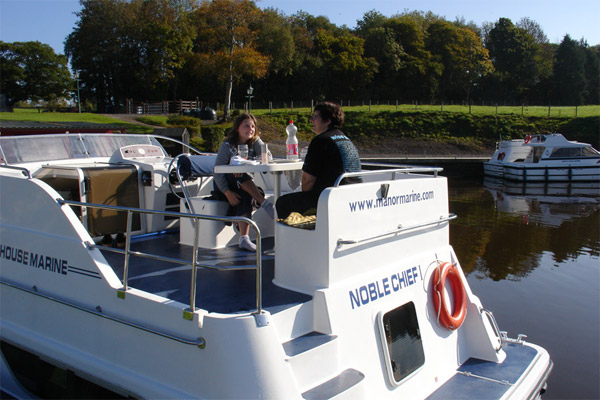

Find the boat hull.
xmin=484 ymin=161 xmax=600 ymax=182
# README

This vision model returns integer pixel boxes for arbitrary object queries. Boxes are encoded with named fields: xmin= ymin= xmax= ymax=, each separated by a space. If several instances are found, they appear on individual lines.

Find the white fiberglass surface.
xmin=0 ymin=134 xmax=162 ymax=164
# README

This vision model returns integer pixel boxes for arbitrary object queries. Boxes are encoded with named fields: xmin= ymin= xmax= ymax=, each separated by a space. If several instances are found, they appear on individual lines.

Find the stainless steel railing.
xmin=337 ymin=213 xmax=457 ymax=249
xmin=334 ymin=166 xmax=443 ymax=187
xmin=57 ymin=199 xmax=263 ymax=317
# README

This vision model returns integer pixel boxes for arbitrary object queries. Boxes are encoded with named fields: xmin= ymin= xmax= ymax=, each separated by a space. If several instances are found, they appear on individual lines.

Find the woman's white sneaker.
xmin=239 ymin=235 xmax=256 ymax=252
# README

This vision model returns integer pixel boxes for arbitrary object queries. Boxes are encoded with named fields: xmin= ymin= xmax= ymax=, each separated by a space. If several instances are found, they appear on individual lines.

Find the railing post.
xmin=255 ymin=224 xmax=262 ymax=314
xmin=189 ymin=218 xmax=200 ymax=313
xmin=122 ymin=210 xmax=134 ymax=292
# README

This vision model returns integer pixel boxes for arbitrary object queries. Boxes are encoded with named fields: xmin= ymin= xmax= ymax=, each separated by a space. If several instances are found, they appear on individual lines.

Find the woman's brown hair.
xmin=225 ymin=113 xmax=259 ymax=146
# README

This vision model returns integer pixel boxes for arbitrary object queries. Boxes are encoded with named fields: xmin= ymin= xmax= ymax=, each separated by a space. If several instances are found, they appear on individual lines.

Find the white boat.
xmin=1 ymin=133 xmax=552 ymax=399
xmin=483 ymin=133 xmax=600 ymax=182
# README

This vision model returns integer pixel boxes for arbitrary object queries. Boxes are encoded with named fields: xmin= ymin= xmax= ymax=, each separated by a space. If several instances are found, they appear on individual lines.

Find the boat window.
xmin=582 ymin=147 xmax=599 ymax=157
xmin=549 ymin=147 xmax=582 ymax=158
xmin=532 ymin=147 xmax=544 ymax=162
xmin=381 ymin=302 xmax=425 ymax=383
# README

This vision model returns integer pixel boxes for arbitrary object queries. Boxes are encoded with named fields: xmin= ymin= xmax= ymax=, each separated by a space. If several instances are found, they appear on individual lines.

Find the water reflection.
xmin=448 ymin=178 xmax=600 ymax=281
xmin=446 ymin=176 xmax=599 ymax=400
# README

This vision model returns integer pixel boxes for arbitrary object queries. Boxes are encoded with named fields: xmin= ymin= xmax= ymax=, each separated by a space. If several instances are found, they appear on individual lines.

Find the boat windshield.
xmin=0 ymin=134 xmax=162 ymax=164
xmin=549 ymin=146 xmax=599 ymax=158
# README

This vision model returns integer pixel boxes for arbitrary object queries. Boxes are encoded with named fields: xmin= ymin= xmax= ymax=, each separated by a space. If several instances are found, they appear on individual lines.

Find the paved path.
xmin=101 ymin=114 xmax=165 ymax=128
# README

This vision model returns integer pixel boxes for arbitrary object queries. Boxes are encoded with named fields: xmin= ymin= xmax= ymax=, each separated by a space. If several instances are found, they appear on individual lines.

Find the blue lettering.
xmin=407 ymin=268 xmax=414 ymax=285
xmin=383 ymin=278 xmax=390 ymax=295
xmin=349 ymin=289 xmax=361 ymax=309
xmin=398 ymin=272 xmax=406 ymax=288
xmin=349 ymin=266 xmax=426 ymax=309
xmin=359 ymin=286 xmax=369 ymax=304
xmin=368 ymin=283 xmax=378 ymax=301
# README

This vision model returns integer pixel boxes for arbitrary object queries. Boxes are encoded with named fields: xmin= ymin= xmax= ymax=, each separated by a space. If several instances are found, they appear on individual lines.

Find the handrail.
xmin=0 ymin=164 xmax=32 ymax=178
xmin=481 ymin=308 xmax=503 ymax=352
xmin=57 ymin=199 xmax=263 ymax=317
xmin=1 ymin=280 xmax=206 ymax=347
xmin=337 ymin=213 xmax=457 ymax=249
xmin=334 ymin=166 xmax=443 ymax=187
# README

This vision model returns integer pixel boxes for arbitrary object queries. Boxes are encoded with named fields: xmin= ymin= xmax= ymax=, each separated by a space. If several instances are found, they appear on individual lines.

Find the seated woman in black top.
xmin=276 ymin=102 xmax=361 ymax=219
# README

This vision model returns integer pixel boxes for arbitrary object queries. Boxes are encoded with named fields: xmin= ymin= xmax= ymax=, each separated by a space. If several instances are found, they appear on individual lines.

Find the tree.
xmin=190 ymin=0 xmax=270 ymax=118
xmin=484 ymin=18 xmax=541 ymax=103
xmin=516 ymin=18 xmax=553 ymax=103
xmin=0 ymin=41 xmax=72 ymax=107
xmin=426 ymin=21 xmax=493 ymax=102
xmin=313 ymin=29 xmax=377 ymax=99
xmin=66 ymin=0 xmax=137 ymax=111
xmin=355 ymin=12 xmax=439 ymax=101
xmin=553 ymin=35 xmax=587 ymax=105
xmin=66 ymin=0 xmax=195 ymax=111
xmin=355 ymin=12 xmax=406 ymax=99
xmin=253 ymin=8 xmax=296 ymax=100
xmin=582 ymin=43 xmax=600 ymax=104
xmin=134 ymin=0 xmax=196 ymax=99
xmin=385 ymin=15 xmax=437 ymax=102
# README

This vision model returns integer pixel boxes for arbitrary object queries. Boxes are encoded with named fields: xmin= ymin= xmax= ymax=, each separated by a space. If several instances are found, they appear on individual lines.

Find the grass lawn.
xmin=0 ymin=108 xmax=154 ymax=134
xmin=255 ymin=104 xmax=600 ymax=118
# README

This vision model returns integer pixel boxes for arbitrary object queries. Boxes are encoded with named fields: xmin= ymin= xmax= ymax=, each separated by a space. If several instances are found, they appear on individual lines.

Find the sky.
xmin=1 ymin=0 xmax=599 ymax=57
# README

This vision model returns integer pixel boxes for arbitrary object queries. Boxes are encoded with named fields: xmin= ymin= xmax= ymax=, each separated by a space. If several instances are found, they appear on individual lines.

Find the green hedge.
xmin=166 ymin=115 xmax=202 ymax=135
xmin=341 ymin=112 xmax=599 ymax=147
xmin=201 ymin=125 xmax=225 ymax=152
xmin=262 ymin=111 xmax=599 ymax=148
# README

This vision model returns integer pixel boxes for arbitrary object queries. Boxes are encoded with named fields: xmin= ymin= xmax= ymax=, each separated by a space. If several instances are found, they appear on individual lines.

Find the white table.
xmin=213 ymin=159 xmax=303 ymax=203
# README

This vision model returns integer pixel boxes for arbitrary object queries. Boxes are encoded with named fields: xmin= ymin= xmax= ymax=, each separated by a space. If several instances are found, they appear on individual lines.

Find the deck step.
xmin=283 ymin=332 xmax=339 ymax=391
xmin=283 ymin=331 xmax=337 ymax=357
xmin=270 ymin=300 xmax=314 ymax=341
xmin=301 ymin=368 xmax=365 ymax=400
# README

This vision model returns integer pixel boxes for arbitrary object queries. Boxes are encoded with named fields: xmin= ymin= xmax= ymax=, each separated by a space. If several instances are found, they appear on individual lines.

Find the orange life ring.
xmin=432 ymin=262 xmax=467 ymax=330
xmin=524 ymin=135 xmax=531 ymax=144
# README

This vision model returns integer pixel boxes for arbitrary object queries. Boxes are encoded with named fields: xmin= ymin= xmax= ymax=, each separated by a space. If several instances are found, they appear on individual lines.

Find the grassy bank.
xmin=0 ymin=108 xmax=154 ymax=134
xmin=254 ymin=104 xmax=600 ymax=119
xmin=2 ymin=106 xmax=598 ymax=156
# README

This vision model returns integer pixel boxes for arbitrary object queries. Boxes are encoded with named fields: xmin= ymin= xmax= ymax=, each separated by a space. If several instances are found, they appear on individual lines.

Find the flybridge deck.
xmin=0 ymin=133 xmax=552 ymax=399
xmin=100 ymin=233 xmax=310 ymax=314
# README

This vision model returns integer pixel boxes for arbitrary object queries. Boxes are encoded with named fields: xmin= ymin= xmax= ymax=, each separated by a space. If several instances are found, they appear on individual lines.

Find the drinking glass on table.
xmin=237 ymin=144 xmax=248 ymax=160
xmin=261 ymin=143 xmax=269 ymax=164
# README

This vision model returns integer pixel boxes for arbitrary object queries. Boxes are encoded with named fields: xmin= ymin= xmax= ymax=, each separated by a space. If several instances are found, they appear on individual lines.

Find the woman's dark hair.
xmin=225 ymin=113 xmax=259 ymax=146
xmin=314 ymin=102 xmax=344 ymax=129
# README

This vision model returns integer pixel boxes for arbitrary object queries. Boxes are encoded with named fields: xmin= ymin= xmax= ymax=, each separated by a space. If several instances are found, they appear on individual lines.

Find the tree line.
xmin=1 ymin=0 xmax=599 ymax=115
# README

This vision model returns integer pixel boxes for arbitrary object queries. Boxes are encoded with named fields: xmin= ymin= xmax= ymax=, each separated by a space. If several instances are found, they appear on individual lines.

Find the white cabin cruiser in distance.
xmin=484 ymin=133 xmax=600 ymax=182
xmin=1 ymin=133 xmax=552 ymax=399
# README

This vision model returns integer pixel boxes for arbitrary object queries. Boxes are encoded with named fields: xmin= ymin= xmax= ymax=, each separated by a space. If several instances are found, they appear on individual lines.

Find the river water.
xmin=446 ymin=175 xmax=599 ymax=399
